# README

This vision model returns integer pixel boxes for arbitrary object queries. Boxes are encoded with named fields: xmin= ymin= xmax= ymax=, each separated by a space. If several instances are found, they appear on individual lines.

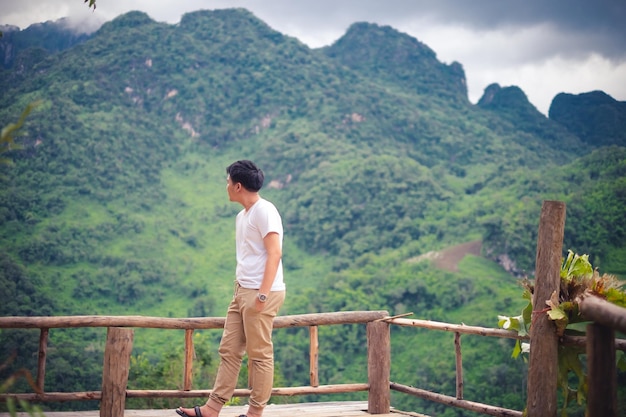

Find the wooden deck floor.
xmin=2 ymin=401 xmax=429 ymax=417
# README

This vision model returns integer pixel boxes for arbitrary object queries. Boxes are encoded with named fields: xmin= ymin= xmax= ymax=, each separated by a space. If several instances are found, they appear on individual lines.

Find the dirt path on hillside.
xmin=433 ymin=240 xmax=482 ymax=272
xmin=408 ymin=240 xmax=482 ymax=272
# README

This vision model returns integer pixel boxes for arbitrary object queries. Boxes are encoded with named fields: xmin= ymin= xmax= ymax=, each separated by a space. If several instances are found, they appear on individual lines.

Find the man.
xmin=177 ymin=160 xmax=285 ymax=417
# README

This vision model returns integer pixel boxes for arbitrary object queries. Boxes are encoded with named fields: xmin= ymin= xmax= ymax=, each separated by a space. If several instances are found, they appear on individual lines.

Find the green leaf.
xmin=511 ymin=340 xmax=522 ymax=359
xmin=521 ymin=301 xmax=533 ymax=335
xmin=547 ymin=307 xmax=566 ymax=320
xmin=498 ymin=315 xmax=521 ymax=332
xmin=560 ymin=250 xmax=592 ymax=281
xmin=560 ymin=250 xmax=575 ymax=279
xmin=605 ymin=288 xmax=626 ymax=307
xmin=617 ymin=352 xmax=626 ymax=372
xmin=7 ymin=397 xmax=16 ymax=416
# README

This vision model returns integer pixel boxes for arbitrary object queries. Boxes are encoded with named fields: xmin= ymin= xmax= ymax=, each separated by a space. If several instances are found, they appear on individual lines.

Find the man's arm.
xmin=257 ymin=231 xmax=282 ymax=309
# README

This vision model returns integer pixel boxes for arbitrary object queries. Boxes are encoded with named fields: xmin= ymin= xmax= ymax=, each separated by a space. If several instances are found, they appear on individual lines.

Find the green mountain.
xmin=549 ymin=90 xmax=626 ymax=147
xmin=321 ymin=21 xmax=467 ymax=102
xmin=1 ymin=9 xmax=624 ymax=415
xmin=0 ymin=19 xmax=92 ymax=68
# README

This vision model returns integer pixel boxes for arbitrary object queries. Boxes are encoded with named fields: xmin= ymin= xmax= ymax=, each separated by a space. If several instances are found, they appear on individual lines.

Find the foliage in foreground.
xmin=0 ymin=352 xmax=45 ymax=416
xmin=498 ymin=250 xmax=626 ymax=416
xmin=0 ymin=101 xmax=40 ymax=167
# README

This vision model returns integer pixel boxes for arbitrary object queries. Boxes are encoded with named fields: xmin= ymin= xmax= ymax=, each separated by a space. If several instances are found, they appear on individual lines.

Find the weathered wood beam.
xmin=184 ymin=329 xmax=194 ymax=391
xmin=36 ymin=328 xmax=48 ymax=393
xmin=367 ymin=321 xmax=390 ymax=414
xmin=561 ymin=334 xmax=626 ymax=351
xmin=454 ymin=332 xmax=463 ymax=400
xmin=309 ymin=326 xmax=319 ymax=387
xmin=527 ymin=200 xmax=565 ymax=417
xmin=100 ymin=327 xmax=133 ymax=417
xmin=586 ymin=323 xmax=618 ymax=417
xmin=0 ymin=384 xmax=370 ymax=402
xmin=580 ymin=295 xmax=626 ymax=334
xmin=388 ymin=318 xmax=528 ymax=340
xmin=0 ymin=311 xmax=389 ymax=329
xmin=391 ymin=382 xmax=522 ymax=417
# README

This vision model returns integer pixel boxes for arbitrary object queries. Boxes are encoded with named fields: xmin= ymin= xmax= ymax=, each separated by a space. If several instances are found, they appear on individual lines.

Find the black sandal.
xmin=176 ymin=405 xmax=204 ymax=417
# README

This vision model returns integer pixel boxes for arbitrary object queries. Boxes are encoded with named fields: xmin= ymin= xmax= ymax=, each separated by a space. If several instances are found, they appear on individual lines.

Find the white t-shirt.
xmin=235 ymin=198 xmax=285 ymax=291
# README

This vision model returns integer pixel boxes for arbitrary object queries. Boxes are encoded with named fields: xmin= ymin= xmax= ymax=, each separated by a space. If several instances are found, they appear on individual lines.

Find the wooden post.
xmin=309 ymin=326 xmax=319 ymax=387
xmin=367 ymin=321 xmax=390 ymax=414
xmin=586 ymin=323 xmax=617 ymax=417
xmin=526 ymin=200 xmax=565 ymax=417
xmin=36 ymin=328 xmax=49 ymax=393
xmin=100 ymin=327 xmax=134 ymax=417
xmin=454 ymin=332 xmax=463 ymax=400
xmin=184 ymin=329 xmax=194 ymax=390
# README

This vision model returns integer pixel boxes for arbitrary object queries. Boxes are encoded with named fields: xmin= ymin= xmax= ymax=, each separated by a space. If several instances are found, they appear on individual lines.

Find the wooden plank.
xmin=3 ymin=401 xmax=429 ymax=417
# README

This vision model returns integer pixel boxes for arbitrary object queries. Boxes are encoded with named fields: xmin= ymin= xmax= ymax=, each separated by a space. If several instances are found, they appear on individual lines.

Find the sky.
xmin=1 ymin=0 xmax=625 ymax=115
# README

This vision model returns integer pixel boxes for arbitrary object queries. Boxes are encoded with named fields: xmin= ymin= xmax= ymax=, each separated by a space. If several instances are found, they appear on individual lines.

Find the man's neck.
xmin=241 ymin=194 xmax=260 ymax=212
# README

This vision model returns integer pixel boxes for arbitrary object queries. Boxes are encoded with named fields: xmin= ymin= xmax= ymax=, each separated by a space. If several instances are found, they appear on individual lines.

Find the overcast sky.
xmin=2 ymin=0 xmax=625 ymax=115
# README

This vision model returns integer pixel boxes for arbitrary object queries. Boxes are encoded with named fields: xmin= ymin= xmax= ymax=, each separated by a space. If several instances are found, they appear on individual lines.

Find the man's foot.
xmin=176 ymin=404 xmax=211 ymax=417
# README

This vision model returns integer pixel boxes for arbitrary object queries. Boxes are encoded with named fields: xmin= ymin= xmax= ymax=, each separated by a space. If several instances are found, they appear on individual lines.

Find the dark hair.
xmin=226 ymin=160 xmax=264 ymax=192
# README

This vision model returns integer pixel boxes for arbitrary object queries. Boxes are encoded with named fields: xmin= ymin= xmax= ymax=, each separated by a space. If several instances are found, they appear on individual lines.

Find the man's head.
xmin=226 ymin=160 xmax=264 ymax=192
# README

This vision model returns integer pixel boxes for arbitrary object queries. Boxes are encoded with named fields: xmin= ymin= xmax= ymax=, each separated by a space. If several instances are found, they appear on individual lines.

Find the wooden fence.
xmin=1 ymin=201 xmax=625 ymax=417
xmin=0 ymin=311 xmax=528 ymax=417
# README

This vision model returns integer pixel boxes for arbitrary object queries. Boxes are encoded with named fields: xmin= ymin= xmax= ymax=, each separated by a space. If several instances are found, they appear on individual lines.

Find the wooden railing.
xmin=0 ymin=311 xmax=390 ymax=416
xmin=1 ymin=200 xmax=625 ymax=417
xmin=1 ymin=308 xmax=624 ymax=417
xmin=0 ymin=310 xmax=529 ymax=417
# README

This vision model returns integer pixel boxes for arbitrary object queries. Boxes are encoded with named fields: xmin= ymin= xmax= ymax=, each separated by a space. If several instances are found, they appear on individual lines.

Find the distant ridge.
xmin=322 ymin=21 xmax=467 ymax=102
xmin=549 ymin=90 xmax=626 ymax=147
xmin=0 ymin=18 xmax=92 ymax=68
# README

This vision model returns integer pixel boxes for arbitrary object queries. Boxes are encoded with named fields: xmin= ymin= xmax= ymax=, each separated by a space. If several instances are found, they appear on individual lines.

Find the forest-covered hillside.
xmin=1 ymin=8 xmax=625 ymax=416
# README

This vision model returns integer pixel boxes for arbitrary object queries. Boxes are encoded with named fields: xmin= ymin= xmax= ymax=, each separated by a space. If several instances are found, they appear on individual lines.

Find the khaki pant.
xmin=207 ymin=283 xmax=285 ymax=417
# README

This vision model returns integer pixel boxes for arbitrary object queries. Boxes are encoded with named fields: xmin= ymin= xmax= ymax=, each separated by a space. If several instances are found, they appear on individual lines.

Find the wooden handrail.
xmin=1 ymin=384 xmax=371 ymax=402
xmin=390 ymin=382 xmax=523 ymax=417
xmin=580 ymin=295 xmax=626 ymax=334
xmin=0 ymin=310 xmax=389 ymax=329
xmin=385 ymin=317 xmax=529 ymax=340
